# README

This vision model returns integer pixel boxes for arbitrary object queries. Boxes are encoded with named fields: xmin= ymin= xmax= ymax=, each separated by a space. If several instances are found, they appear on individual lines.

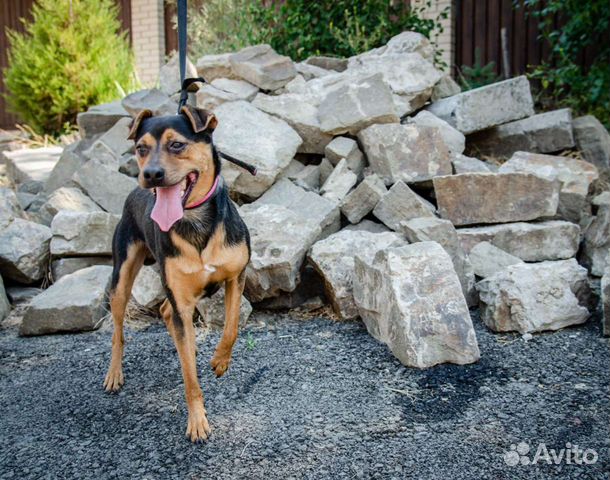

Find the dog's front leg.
xmin=211 ymin=271 xmax=245 ymax=377
xmin=104 ymin=241 xmax=146 ymax=392
xmin=165 ymin=289 xmax=210 ymax=442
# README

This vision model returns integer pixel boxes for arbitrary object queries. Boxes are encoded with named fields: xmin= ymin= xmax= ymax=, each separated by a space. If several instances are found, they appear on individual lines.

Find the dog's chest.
xmin=168 ymin=228 xmax=248 ymax=284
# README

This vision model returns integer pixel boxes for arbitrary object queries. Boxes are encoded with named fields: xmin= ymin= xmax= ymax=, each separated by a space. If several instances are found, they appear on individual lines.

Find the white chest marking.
xmin=204 ymin=264 xmax=216 ymax=273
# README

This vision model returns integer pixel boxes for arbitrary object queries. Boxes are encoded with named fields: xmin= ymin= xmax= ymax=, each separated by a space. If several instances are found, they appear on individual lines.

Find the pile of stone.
xmin=1 ymin=31 xmax=609 ymax=368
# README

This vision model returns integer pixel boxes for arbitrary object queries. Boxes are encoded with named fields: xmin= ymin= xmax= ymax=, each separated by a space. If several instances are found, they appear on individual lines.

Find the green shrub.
xmin=170 ymin=0 xmax=261 ymax=57
xmin=458 ymin=48 xmax=501 ymax=90
xmin=181 ymin=0 xmax=448 ymax=66
xmin=522 ymin=0 xmax=610 ymax=128
xmin=3 ymin=0 xmax=135 ymax=135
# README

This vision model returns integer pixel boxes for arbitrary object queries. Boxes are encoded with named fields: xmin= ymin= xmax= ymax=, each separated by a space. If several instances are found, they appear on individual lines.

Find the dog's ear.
xmin=127 ymin=109 xmax=153 ymax=140
xmin=180 ymin=105 xmax=218 ymax=133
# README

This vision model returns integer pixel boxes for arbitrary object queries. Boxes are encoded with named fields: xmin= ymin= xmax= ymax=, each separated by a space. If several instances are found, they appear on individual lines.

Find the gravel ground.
xmin=0 ymin=310 xmax=608 ymax=480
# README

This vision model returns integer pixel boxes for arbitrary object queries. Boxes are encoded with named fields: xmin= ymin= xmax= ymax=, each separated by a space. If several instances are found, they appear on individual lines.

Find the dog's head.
xmin=127 ymin=106 xmax=219 ymax=231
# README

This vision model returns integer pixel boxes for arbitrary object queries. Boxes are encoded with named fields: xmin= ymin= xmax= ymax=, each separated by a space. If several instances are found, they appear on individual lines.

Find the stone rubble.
xmin=20 ymin=265 xmax=112 ymax=336
xmin=50 ymin=211 xmax=120 ymax=257
xmin=457 ymin=220 xmax=580 ymax=262
xmin=308 ymin=230 xmax=406 ymax=319
xmin=0 ymin=218 xmax=52 ymax=284
xmin=2 ymin=31 xmax=609 ymax=368
xmin=499 ymin=151 xmax=598 ymax=224
xmin=353 ymin=242 xmax=480 ymax=368
xmin=373 ymin=180 xmax=436 ymax=231
xmin=434 ymin=172 xmax=560 ymax=226
xmin=477 ymin=259 xmax=591 ymax=333
xmin=468 ymin=241 xmax=524 ymax=279
xmin=358 ymin=122 xmax=451 ymax=184
xmin=400 ymin=217 xmax=476 ymax=305
xmin=426 ymin=76 xmax=534 ymax=134
xmin=468 ymin=108 xmax=575 ymax=160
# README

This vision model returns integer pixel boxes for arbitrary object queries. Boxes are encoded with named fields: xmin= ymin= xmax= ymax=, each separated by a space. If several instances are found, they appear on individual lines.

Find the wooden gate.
xmin=0 ymin=0 xmax=132 ymax=130
xmin=455 ymin=0 xmax=602 ymax=78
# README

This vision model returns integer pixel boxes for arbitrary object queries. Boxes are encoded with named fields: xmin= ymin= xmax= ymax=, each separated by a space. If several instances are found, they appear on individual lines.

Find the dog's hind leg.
xmin=104 ymin=231 xmax=147 ymax=392
xmin=210 ymin=271 xmax=246 ymax=378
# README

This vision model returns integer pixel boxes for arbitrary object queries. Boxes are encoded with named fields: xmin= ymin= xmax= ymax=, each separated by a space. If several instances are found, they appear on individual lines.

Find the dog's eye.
xmin=169 ymin=141 xmax=186 ymax=152
xmin=136 ymin=145 xmax=149 ymax=156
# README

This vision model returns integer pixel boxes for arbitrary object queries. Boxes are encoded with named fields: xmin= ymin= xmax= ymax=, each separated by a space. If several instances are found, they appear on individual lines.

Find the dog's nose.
xmin=142 ymin=166 xmax=165 ymax=184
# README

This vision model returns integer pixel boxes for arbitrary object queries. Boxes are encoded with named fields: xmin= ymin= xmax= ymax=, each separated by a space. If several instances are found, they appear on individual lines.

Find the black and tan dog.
xmin=103 ymin=105 xmax=250 ymax=442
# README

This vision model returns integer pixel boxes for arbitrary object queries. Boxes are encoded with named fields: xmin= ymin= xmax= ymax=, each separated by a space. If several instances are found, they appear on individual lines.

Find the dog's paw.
xmin=103 ymin=368 xmax=124 ymax=392
xmin=186 ymin=410 xmax=211 ymax=443
xmin=210 ymin=354 xmax=231 ymax=378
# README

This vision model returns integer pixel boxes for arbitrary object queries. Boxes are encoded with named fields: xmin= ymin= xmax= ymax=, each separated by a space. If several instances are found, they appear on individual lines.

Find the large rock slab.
xmin=3 ymin=147 xmax=62 ymax=184
xmin=240 ymin=203 xmax=321 ymax=302
xmin=196 ymin=79 xmax=258 ymax=111
xmin=0 ymin=218 xmax=52 ymax=284
xmin=76 ymin=101 xmax=129 ymax=138
xmin=229 ymin=44 xmax=296 ymax=90
xmin=347 ymin=52 xmax=442 ymax=116
xmin=0 ymin=276 xmax=10 ymax=322
xmin=408 ymin=110 xmax=465 ymax=154
xmin=44 ymin=141 xmax=89 ymax=193
xmin=499 ymin=151 xmax=599 ymax=223
xmin=358 ymin=123 xmax=451 ymax=185
xmin=255 ymin=178 xmax=340 ymax=239
xmin=340 ymin=174 xmax=386 ymax=224
xmin=581 ymin=201 xmax=610 ymax=276
xmin=196 ymin=287 xmax=252 ymax=327
xmin=51 ymin=256 xmax=112 ymax=281
xmin=373 ymin=181 xmax=436 ymax=230
xmin=468 ymin=108 xmax=575 ymax=159
xmin=348 ymin=31 xmax=434 ymax=64
xmin=468 ymin=241 xmax=524 ymax=278
xmin=252 ymin=93 xmax=332 ymax=154
xmin=353 ymin=242 xmax=480 ymax=368
xmin=426 ymin=76 xmax=534 ymax=134
xmin=196 ymin=53 xmax=237 ymax=82
xmin=213 ymin=101 xmax=302 ymax=199
xmin=122 ymin=88 xmax=178 ymax=117
xmin=308 ymin=230 xmax=405 ymax=319
xmin=38 ymin=187 xmax=102 ymax=226
xmin=400 ymin=217 xmax=476 ymax=305
xmin=477 ymin=259 xmax=590 ymax=333
xmin=131 ymin=265 xmax=165 ymax=309
xmin=457 ymin=220 xmax=580 ymax=262
xmin=433 ymin=173 xmax=559 ymax=226
xmin=73 ymin=160 xmax=138 ymax=214
xmin=318 ymin=73 xmax=399 ymax=135
xmin=0 ymin=187 xmax=26 ymax=224
xmin=20 ymin=265 xmax=112 ymax=336
xmin=573 ymin=115 xmax=610 ymax=173
xmin=211 ymin=78 xmax=258 ymax=100
xmin=50 ymin=211 xmax=120 ymax=257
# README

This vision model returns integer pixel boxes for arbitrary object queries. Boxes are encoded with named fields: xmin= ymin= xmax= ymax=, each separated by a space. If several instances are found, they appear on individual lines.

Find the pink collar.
xmin=184 ymin=175 xmax=220 ymax=209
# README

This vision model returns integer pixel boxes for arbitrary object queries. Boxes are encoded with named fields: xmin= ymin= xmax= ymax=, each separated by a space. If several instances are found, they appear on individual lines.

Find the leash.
xmin=176 ymin=0 xmax=257 ymax=177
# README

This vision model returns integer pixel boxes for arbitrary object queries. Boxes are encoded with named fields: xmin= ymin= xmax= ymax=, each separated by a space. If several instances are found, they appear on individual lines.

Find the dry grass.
xmin=0 ymin=124 xmax=79 ymax=149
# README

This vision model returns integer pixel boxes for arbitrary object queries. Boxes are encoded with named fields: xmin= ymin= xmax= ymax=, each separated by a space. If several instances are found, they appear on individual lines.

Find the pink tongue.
xmin=151 ymin=184 xmax=184 ymax=232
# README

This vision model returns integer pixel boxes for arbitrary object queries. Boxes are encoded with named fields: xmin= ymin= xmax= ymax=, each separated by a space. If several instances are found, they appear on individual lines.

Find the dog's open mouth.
xmin=178 ymin=171 xmax=199 ymax=207
xmin=151 ymin=171 xmax=199 ymax=232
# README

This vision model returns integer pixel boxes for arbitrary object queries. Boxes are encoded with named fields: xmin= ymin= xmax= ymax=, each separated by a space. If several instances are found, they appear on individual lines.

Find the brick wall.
xmin=412 ymin=0 xmax=455 ymax=71
xmin=131 ymin=0 xmax=165 ymax=85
